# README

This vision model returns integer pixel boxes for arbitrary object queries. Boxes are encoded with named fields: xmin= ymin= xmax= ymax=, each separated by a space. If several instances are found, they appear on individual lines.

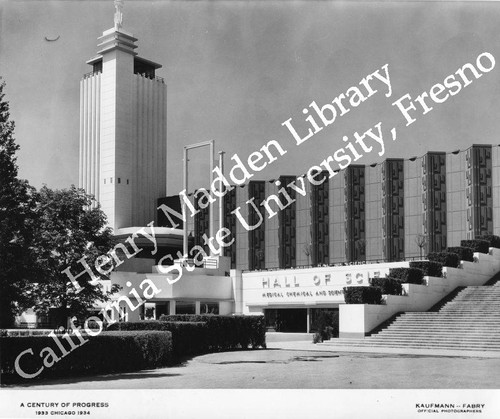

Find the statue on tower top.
xmin=114 ymin=0 xmax=124 ymax=30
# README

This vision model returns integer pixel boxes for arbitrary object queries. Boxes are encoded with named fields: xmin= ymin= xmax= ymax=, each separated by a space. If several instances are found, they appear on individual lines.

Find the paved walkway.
xmin=268 ymin=339 xmax=500 ymax=358
xmin=6 ymin=343 xmax=500 ymax=389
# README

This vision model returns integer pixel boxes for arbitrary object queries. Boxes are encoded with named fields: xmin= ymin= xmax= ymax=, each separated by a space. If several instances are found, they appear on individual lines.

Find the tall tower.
xmin=79 ymin=0 xmax=167 ymax=231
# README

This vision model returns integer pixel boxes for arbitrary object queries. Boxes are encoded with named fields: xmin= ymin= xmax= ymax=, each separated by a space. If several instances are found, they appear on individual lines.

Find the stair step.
xmin=324 ymin=343 xmax=500 ymax=351
xmin=393 ymin=320 xmax=500 ymax=324
xmin=387 ymin=323 xmax=500 ymax=326
xmin=383 ymin=331 xmax=500 ymax=334
xmin=328 ymin=340 xmax=500 ymax=348
xmin=383 ymin=327 xmax=500 ymax=331
xmin=349 ymin=282 xmax=500 ymax=353
xmin=353 ymin=342 xmax=500 ymax=348
xmin=395 ymin=316 xmax=499 ymax=319
xmin=389 ymin=321 xmax=500 ymax=324
xmin=346 ymin=282 xmax=500 ymax=352
xmin=372 ymin=335 xmax=500 ymax=341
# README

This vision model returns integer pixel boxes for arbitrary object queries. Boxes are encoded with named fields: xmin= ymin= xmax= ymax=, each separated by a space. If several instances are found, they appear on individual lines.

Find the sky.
xmin=2 ymin=0 xmax=500 ymax=195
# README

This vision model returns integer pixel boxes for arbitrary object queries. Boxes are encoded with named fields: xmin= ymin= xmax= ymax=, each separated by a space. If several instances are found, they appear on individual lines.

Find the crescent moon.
xmin=44 ymin=35 xmax=60 ymax=42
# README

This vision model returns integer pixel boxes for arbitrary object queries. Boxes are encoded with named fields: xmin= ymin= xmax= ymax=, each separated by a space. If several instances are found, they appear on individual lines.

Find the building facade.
xmin=73 ymin=10 xmax=500 ymax=335
xmin=182 ymin=145 xmax=499 ymax=271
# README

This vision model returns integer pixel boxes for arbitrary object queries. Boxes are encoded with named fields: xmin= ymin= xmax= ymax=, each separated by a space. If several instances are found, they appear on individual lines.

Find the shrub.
xmin=476 ymin=235 xmax=500 ymax=249
xmin=312 ymin=332 xmax=323 ymax=344
xmin=0 ymin=331 xmax=172 ymax=383
xmin=107 ymin=320 xmax=208 ymax=357
xmin=158 ymin=315 xmax=266 ymax=350
xmin=389 ymin=267 xmax=425 ymax=284
xmin=427 ymin=252 xmax=460 ymax=268
xmin=311 ymin=310 xmax=338 ymax=340
xmin=447 ymin=246 xmax=474 ymax=262
xmin=370 ymin=277 xmax=403 ymax=295
xmin=1 ymin=330 xmax=52 ymax=337
xmin=344 ymin=286 xmax=383 ymax=304
xmin=409 ymin=261 xmax=443 ymax=277
xmin=106 ymin=320 xmax=168 ymax=332
xmin=0 ymin=329 xmax=7 ymax=337
xmin=460 ymin=239 xmax=489 ymax=254
xmin=160 ymin=322 xmax=209 ymax=356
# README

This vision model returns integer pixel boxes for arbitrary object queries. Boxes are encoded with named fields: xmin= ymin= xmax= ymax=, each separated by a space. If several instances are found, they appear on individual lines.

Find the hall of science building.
xmin=79 ymin=12 xmax=500 ymax=333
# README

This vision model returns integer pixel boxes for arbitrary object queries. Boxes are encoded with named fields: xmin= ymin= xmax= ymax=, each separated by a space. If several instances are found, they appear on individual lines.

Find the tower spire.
xmin=114 ymin=0 xmax=124 ymax=30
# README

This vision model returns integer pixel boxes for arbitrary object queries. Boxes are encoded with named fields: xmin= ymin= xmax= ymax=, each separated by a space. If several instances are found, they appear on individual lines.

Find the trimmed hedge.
xmin=107 ymin=321 xmax=209 ymax=356
xmin=476 ymin=235 xmax=500 ymax=249
xmin=447 ymin=246 xmax=474 ymax=262
xmin=158 ymin=315 xmax=267 ymax=350
xmin=409 ymin=261 xmax=443 ymax=278
xmin=460 ymin=239 xmax=489 ymax=254
xmin=344 ymin=286 xmax=383 ymax=304
xmin=370 ymin=277 xmax=403 ymax=295
xmin=389 ymin=267 xmax=425 ymax=284
xmin=0 ymin=331 xmax=172 ymax=383
xmin=160 ymin=322 xmax=208 ymax=356
xmin=427 ymin=252 xmax=460 ymax=268
xmin=3 ymin=330 xmax=52 ymax=337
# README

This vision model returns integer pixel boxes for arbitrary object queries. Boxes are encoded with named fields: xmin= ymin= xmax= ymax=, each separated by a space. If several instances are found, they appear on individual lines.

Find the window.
xmin=175 ymin=301 xmax=195 ymax=315
xmin=155 ymin=302 xmax=169 ymax=319
xmin=119 ymin=306 xmax=127 ymax=322
xmin=92 ymin=60 xmax=102 ymax=74
xmin=200 ymin=302 xmax=219 ymax=315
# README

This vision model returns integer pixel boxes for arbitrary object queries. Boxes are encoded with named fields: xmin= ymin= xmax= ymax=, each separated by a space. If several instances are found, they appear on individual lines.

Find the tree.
xmin=415 ymin=234 xmax=427 ymax=259
xmin=31 ymin=186 xmax=118 ymax=327
xmin=0 ymin=78 xmax=38 ymax=328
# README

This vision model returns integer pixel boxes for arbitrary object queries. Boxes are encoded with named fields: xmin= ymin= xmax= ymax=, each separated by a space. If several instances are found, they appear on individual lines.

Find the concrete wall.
xmin=99 ymin=48 xmax=135 ymax=230
xmin=79 ymin=73 xmax=101 ymax=206
xmin=231 ymin=269 xmax=244 ymax=314
xmin=132 ymin=75 xmax=167 ymax=227
xmin=110 ymin=267 xmax=234 ymax=321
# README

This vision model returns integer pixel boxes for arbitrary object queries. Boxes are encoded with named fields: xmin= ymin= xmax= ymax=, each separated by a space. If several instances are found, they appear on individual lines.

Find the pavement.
xmin=269 ymin=339 xmax=500 ymax=358
xmin=5 ymin=339 xmax=500 ymax=389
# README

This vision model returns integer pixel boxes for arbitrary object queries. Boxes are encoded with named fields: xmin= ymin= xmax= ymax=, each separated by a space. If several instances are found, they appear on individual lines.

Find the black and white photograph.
xmin=1 ymin=0 xmax=500 ymax=417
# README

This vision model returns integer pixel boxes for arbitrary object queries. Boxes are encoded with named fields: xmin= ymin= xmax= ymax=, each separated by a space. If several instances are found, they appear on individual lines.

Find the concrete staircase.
xmin=322 ymin=282 xmax=500 ymax=354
